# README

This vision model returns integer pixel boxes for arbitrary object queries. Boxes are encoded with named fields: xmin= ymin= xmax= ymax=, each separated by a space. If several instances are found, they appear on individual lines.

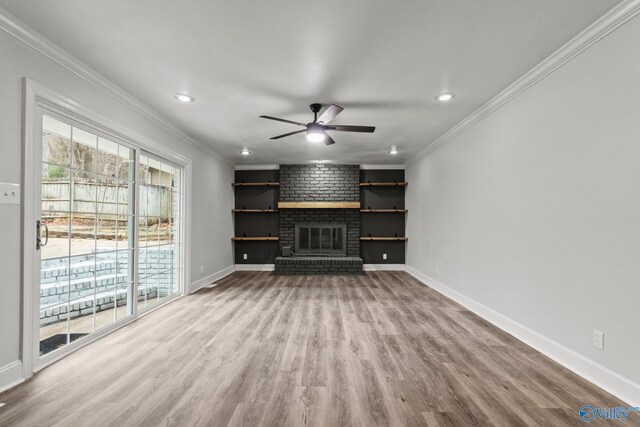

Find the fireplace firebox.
xmin=295 ymin=223 xmax=347 ymax=256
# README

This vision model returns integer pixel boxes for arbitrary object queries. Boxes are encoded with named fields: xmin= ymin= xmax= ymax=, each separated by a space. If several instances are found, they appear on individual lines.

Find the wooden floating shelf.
xmin=232 ymin=237 xmax=279 ymax=241
xmin=360 ymin=209 xmax=407 ymax=213
xmin=360 ymin=237 xmax=408 ymax=241
xmin=232 ymin=182 xmax=280 ymax=187
xmin=278 ymin=201 xmax=360 ymax=209
xmin=359 ymin=182 xmax=408 ymax=187
xmin=232 ymin=209 xmax=278 ymax=213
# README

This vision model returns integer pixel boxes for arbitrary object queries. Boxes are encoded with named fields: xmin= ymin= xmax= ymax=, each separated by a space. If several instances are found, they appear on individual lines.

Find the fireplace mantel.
xmin=278 ymin=201 xmax=360 ymax=209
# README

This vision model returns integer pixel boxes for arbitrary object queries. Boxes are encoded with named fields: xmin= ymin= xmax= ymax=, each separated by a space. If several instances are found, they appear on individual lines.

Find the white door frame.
xmin=22 ymin=79 xmax=192 ymax=378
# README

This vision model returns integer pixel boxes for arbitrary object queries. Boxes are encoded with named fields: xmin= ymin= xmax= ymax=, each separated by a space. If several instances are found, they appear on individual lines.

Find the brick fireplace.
xmin=275 ymin=164 xmax=363 ymax=275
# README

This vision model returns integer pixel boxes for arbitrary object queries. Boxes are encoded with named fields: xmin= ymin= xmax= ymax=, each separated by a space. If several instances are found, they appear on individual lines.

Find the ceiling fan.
xmin=259 ymin=103 xmax=375 ymax=145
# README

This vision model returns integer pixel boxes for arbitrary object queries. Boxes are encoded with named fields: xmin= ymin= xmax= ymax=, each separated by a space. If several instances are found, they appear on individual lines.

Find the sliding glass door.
xmin=37 ymin=111 xmax=183 ymax=361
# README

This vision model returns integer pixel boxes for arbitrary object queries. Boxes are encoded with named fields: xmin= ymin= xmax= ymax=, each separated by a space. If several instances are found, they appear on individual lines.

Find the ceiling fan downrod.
xmin=310 ymin=103 xmax=322 ymax=122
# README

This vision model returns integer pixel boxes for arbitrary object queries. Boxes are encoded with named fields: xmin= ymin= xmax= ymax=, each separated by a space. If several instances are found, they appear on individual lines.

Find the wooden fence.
xmin=42 ymin=181 xmax=174 ymax=218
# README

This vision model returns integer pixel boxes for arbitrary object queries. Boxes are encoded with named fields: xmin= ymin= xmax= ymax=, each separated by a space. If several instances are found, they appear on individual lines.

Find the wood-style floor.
xmin=0 ymin=271 xmax=635 ymax=426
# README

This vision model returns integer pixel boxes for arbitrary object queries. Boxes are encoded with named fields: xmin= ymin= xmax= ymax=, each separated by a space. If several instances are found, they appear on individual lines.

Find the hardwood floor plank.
xmin=0 ymin=271 xmax=636 ymax=427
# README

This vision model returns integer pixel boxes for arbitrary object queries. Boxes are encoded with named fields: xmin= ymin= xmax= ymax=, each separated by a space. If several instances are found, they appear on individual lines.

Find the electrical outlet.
xmin=200 ymin=265 xmax=204 ymax=274
xmin=383 ymin=253 xmax=387 ymax=260
xmin=593 ymin=329 xmax=604 ymax=350
xmin=0 ymin=183 xmax=19 ymax=205
xmin=243 ymin=254 xmax=248 ymax=260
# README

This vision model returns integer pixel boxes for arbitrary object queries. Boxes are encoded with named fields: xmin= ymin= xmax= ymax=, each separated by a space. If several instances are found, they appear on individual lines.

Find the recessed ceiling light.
xmin=437 ymin=92 xmax=455 ymax=102
xmin=174 ymin=93 xmax=195 ymax=103
xmin=240 ymin=149 xmax=251 ymax=156
xmin=389 ymin=147 xmax=398 ymax=155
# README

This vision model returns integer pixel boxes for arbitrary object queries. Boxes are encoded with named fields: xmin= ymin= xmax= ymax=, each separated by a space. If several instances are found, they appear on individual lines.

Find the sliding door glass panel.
xmin=138 ymin=154 xmax=182 ymax=309
xmin=40 ymin=114 xmax=135 ymax=356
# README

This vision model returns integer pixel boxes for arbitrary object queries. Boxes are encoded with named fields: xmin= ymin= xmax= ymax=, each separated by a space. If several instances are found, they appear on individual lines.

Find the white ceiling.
xmin=0 ymin=0 xmax=621 ymax=165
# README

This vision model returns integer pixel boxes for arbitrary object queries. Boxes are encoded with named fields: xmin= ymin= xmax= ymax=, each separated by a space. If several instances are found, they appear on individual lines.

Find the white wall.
xmin=407 ymin=13 xmax=640 ymax=400
xmin=0 ymin=27 xmax=234 ymax=386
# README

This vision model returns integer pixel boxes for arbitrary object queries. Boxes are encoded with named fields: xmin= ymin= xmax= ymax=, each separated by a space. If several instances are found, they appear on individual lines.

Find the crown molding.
xmin=0 ymin=5 xmax=234 ymax=167
xmin=405 ymin=0 xmax=640 ymax=167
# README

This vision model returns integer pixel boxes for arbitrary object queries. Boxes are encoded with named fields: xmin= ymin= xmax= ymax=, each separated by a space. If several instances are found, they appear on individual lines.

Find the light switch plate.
xmin=0 ymin=183 xmax=19 ymax=205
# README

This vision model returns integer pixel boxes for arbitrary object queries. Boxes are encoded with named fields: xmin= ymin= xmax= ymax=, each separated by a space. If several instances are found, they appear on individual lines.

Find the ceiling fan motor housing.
xmin=307 ymin=122 xmax=324 ymax=133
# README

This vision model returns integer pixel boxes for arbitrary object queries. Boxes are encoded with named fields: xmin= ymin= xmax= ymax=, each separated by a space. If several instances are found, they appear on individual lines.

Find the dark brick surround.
xmin=277 ymin=164 xmax=362 ymax=275
xmin=279 ymin=164 xmax=360 ymax=202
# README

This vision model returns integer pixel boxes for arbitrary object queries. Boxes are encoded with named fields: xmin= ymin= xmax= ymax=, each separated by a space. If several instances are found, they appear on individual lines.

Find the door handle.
xmin=36 ymin=220 xmax=49 ymax=250
xmin=42 ymin=223 xmax=49 ymax=247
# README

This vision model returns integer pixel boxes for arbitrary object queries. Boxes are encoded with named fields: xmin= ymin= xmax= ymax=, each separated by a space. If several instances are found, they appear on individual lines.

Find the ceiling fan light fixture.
xmin=306 ymin=123 xmax=326 ymax=142
xmin=174 ymin=93 xmax=195 ymax=103
xmin=437 ymin=92 xmax=455 ymax=102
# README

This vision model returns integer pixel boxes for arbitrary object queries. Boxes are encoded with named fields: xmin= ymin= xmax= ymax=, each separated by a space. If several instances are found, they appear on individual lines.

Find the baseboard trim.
xmin=0 ymin=360 xmax=24 ymax=394
xmin=363 ymin=264 xmax=406 ymax=271
xmin=234 ymin=264 xmax=275 ymax=271
xmin=190 ymin=265 xmax=235 ymax=293
xmin=405 ymin=265 xmax=640 ymax=407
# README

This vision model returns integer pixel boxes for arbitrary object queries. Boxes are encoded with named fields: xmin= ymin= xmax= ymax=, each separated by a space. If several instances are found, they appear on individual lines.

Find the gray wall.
xmin=406 ymin=13 xmax=640 ymax=388
xmin=0 ymin=27 xmax=234 ymax=383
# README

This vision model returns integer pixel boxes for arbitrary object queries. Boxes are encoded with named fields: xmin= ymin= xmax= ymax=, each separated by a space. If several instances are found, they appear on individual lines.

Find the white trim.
xmin=0 ymin=361 xmax=23 ymax=394
xmin=363 ymin=264 xmax=405 ymax=271
xmin=234 ymin=164 xmax=280 ymax=170
xmin=0 ymin=6 xmax=233 ymax=167
xmin=404 ymin=265 xmax=640 ymax=407
xmin=405 ymin=0 xmax=640 ymax=166
xmin=21 ymin=79 xmax=36 ymax=379
xmin=359 ymin=164 xmax=405 ymax=170
xmin=234 ymin=264 xmax=275 ymax=271
xmin=190 ymin=265 xmax=235 ymax=294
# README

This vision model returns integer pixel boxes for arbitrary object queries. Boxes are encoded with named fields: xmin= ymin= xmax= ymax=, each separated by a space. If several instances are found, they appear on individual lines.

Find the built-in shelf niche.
xmin=359 ymin=169 xmax=407 ymax=264
xmin=233 ymin=169 xmax=280 ymax=264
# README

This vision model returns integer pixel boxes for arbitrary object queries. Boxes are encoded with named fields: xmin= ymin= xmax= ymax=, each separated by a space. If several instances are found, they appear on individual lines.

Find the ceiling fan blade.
xmin=270 ymin=129 xmax=306 ymax=140
xmin=324 ymin=134 xmax=336 ymax=145
xmin=317 ymin=104 xmax=344 ymax=124
xmin=259 ymin=115 xmax=306 ymax=127
xmin=325 ymin=125 xmax=375 ymax=133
